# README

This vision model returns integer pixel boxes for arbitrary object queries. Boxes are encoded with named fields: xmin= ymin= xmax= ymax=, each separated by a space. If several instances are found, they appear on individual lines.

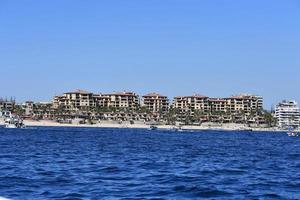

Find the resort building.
xmin=29 ymin=102 xmax=55 ymax=120
xmin=208 ymin=98 xmax=227 ymax=113
xmin=275 ymin=100 xmax=300 ymax=128
xmin=51 ymin=90 xmax=263 ymax=120
xmin=225 ymin=94 xmax=263 ymax=114
xmin=93 ymin=94 xmax=110 ymax=108
xmin=173 ymin=94 xmax=209 ymax=112
xmin=0 ymin=110 xmax=12 ymax=118
xmin=24 ymin=101 xmax=34 ymax=116
xmin=142 ymin=93 xmax=169 ymax=113
xmin=173 ymin=94 xmax=263 ymax=115
xmin=0 ymin=99 xmax=15 ymax=111
xmin=54 ymin=90 xmax=139 ymax=112
xmin=105 ymin=92 xmax=139 ymax=110
xmin=53 ymin=90 xmax=96 ymax=112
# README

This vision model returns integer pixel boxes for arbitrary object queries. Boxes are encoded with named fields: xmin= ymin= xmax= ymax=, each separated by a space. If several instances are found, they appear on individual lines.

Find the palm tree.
xmin=165 ymin=107 xmax=180 ymax=125
xmin=193 ymin=110 xmax=206 ymax=125
xmin=263 ymin=110 xmax=276 ymax=127
xmin=138 ymin=106 xmax=150 ymax=114
xmin=13 ymin=105 xmax=25 ymax=117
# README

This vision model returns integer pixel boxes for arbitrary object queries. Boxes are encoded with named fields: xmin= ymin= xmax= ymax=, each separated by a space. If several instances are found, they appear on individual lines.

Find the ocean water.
xmin=0 ymin=127 xmax=299 ymax=200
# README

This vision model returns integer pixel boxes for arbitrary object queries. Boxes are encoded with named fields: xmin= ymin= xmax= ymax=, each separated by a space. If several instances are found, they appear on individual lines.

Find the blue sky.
xmin=0 ymin=0 xmax=300 ymax=109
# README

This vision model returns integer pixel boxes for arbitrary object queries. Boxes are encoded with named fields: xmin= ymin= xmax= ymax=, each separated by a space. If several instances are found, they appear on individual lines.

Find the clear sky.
xmin=0 ymin=0 xmax=300 ymax=109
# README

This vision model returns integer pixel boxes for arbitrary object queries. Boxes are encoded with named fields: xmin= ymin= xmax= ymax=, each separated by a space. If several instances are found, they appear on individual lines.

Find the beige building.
xmin=24 ymin=101 xmax=34 ymax=116
xmin=52 ymin=90 xmax=263 ymax=116
xmin=0 ymin=99 xmax=15 ymax=111
xmin=173 ymin=94 xmax=209 ymax=112
xmin=93 ymin=94 xmax=110 ymax=108
xmin=208 ymin=98 xmax=227 ymax=113
xmin=225 ymin=94 xmax=263 ymax=114
xmin=142 ymin=93 xmax=169 ymax=113
xmin=173 ymin=94 xmax=263 ymax=115
xmin=101 ymin=92 xmax=139 ymax=110
xmin=53 ymin=90 xmax=95 ymax=112
xmin=54 ymin=90 xmax=139 ymax=112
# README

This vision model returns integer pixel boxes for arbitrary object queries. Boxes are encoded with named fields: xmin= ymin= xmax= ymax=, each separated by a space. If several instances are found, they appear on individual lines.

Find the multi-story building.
xmin=275 ymin=100 xmax=300 ymax=128
xmin=173 ymin=94 xmax=209 ymax=112
xmin=173 ymin=94 xmax=263 ymax=115
xmin=226 ymin=94 xmax=263 ymax=114
xmin=53 ymin=90 xmax=95 ymax=112
xmin=208 ymin=98 xmax=228 ymax=113
xmin=105 ymin=92 xmax=139 ymax=110
xmin=0 ymin=110 xmax=12 ymax=118
xmin=93 ymin=94 xmax=110 ymax=108
xmin=54 ymin=90 xmax=139 ymax=112
xmin=142 ymin=93 xmax=169 ymax=113
xmin=52 ymin=90 xmax=263 ymax=117
xmin=24 ymin=101 xmax=34 ymax=116
xmin=0 ymin=99 xmax=15 ymax=111
xmin=30 ymin=102 xmax=55 ymax=119
xmin=173 ymin=96 xmax=187 ymax=111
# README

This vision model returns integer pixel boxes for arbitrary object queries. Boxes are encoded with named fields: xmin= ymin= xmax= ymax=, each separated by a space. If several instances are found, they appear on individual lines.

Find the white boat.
xmin=287 ymin=132 xmax=299 ymax=137
xmin=169 ymin=126 xmax=183 ymax=132
xmin=149 ymin=125 xmax=158 ymax=130
xmin=4 ymin=117 xmax=26 ymax=129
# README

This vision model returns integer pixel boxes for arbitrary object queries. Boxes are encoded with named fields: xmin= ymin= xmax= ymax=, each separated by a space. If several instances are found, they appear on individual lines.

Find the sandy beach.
xmin=12 ymin=119 xmax=288 ymax=132
xmin=0 ymin=118 xmax=289 ymax=132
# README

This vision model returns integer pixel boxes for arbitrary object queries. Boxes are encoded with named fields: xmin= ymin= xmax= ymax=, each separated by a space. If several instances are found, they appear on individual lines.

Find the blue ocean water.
xmin=0 ymin=127 xmax=299 ymax=200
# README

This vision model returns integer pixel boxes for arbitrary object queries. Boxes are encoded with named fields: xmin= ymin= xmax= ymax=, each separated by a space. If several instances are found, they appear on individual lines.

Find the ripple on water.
xmin=0 ymin=127 xmax=299 ymax=199
xmin=173 ymin=185 xmax=233 ymax=198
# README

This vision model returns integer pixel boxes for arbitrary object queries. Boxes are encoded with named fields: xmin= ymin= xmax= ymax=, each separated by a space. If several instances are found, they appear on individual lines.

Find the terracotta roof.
xmin=229 ymin=94 xmax=259 ymax=99
xmin=174 ymin=94 xmax=208 ymax=99
xmin=65 ymin=89 xmax=92 ymax=94
xmin=190 ymin=94 xmax=208 ymax=98
xmin=105 ymin=91 xmax=137 ymax=96
xmin=229 ymin=95 xmax=252 ymax=100
xmin=143 ymin=92 xmax=167 ymax=97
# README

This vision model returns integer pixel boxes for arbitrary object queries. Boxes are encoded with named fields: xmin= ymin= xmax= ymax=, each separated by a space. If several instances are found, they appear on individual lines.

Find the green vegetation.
xmin=9 ymin=102 xmax=277 ymax=128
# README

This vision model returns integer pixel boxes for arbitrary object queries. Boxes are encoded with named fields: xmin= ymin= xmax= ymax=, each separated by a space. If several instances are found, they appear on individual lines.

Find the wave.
xmin=0 ymin=197 xmax=11 ymax=200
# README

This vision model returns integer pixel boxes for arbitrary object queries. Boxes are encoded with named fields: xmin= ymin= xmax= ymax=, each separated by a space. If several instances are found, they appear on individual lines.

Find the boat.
xmin=4 ymin=117 xmax=26 ymax=129
xmin=286 ymin=126 xmax=299 ymax=137
xmin=169 ymin=126 xmax=183 ymax=132
xmin=237 ymin=127 xmax=253 ymax=132
xmin=287 ymin=132 xmax=299 ymax=137
xmin=149 ymin=125 xmax=158 ymax=130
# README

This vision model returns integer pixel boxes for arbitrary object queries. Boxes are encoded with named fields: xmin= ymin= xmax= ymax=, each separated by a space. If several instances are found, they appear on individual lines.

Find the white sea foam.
xmin=0 ymin=197 xmax=11 ymax=200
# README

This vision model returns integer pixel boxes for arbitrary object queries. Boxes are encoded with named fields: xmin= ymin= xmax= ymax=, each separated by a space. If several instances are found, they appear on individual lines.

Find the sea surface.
xmin=0 ymin=127 xmax=299 ymax=200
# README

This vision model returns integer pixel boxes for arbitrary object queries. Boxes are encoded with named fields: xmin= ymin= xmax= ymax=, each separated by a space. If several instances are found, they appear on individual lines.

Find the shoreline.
xmin=15 ymin=120 xmax=290 ymax=133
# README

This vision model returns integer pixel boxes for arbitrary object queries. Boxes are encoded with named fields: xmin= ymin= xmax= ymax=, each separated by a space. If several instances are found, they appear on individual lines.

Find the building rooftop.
xmin=143 ymin=93 xmax=167 ymax=97
xmin=106 ymin=91 xmax=137 ymax=96
xmin=189 ymin=94 xmax=208 ymax=98
xmin=65 ymin=89 xmax=92 ymax=94
xmin=277 ymin=100 xmax=298 ymax=106
xmin=174 ymin=94 xmax=208 ymax=99
xmin=229 ymin=94 xmax=261 ymax=99
xmin=208 ymin=98 xmax=227 ymax=102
